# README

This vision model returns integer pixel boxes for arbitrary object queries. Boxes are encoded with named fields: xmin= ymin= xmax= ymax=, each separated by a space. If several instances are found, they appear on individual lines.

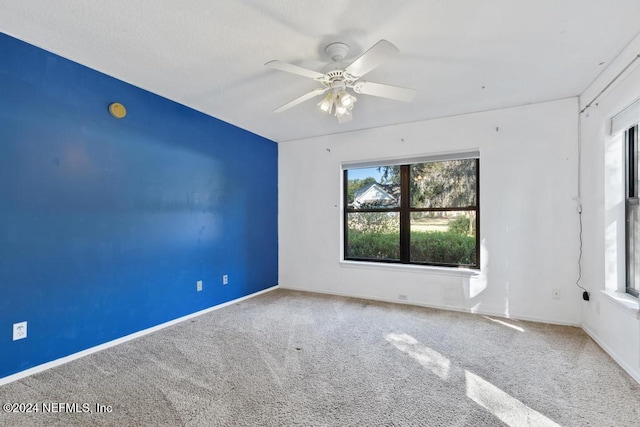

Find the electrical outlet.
xmin=222 ymin=274 xmax=228 ymax=285
xmin=398 ymin=294 xmax=408 ymax=301
xmin=196 ymin=280 xmax=203 ymax=292
xmin=552 ymin=289 xmax=561 ymax=300
xmin=13 ymin=321 xmax=27 ymax=341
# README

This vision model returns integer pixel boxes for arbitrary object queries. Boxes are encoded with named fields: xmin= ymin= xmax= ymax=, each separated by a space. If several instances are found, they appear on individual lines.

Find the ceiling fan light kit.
xmin=265 ymin=39 xmax=416 ymax=124
xmin=317 ymin=86 xmax=357 ymax=121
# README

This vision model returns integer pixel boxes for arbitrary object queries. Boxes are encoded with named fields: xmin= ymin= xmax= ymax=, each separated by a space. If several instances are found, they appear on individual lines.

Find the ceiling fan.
xmin=265 ymin=39 xmax=417 ymax=123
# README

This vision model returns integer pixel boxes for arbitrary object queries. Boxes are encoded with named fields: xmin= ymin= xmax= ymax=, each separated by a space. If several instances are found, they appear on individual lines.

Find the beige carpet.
xmin=1 ymin=289 xmax=639 ymax=426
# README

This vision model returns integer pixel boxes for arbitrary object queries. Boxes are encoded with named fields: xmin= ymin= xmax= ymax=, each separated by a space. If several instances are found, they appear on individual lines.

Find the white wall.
xmin=579 ymin=34 xmax=640 ymax=382
xmin=279 ymin=97 xmax=582 ymax=326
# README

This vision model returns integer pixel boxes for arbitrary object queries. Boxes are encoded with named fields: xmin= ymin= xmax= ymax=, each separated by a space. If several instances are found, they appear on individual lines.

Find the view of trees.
xmin=379 ymin=160 xmax=476 ymax=208
xmin=346 ymin=160 xmax=478 ymax=266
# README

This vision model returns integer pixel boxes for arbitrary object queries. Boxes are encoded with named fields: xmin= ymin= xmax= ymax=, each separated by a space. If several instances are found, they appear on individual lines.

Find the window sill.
xmin=600 ymin=290 xmax=640 ymax=319
xmin=340 ymin=260 xmax=480 ymax=277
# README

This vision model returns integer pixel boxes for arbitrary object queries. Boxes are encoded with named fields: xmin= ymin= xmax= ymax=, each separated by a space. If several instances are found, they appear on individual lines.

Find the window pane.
xmin=346 ymin=166 xmax=400 ymax=209
xmin=410 ymin=159 xmax=477 ymax=208
xmin=628 ymin=200 xmax=640 ymax=296
xmin=410 ymin=211 xmax=477 ymax=265
xmin=627 ymin=126 xmax=640 ymax=197
xmin=346 ymin=212 xmax=400 ymax=260
xmin=627 ymin=126 xmax=640 ymax=297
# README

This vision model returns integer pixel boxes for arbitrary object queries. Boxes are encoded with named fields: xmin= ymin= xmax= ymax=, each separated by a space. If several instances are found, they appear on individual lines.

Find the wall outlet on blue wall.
xmin=13 ymin=322 xmax=27 ymax=341
xmin=222 ymin=275 xmax=228 ymax=285
xmin=196 ymin=280 xmax=203 ymax=292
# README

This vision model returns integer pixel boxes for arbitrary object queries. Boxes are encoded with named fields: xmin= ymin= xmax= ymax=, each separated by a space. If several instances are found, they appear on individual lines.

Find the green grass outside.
xmin=347 ymin=230 xmax=476 ymax=266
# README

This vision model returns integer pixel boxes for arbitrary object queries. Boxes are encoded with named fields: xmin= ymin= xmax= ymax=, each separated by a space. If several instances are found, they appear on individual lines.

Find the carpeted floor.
xmin=1 ymin=289 xmax=639 ymax=426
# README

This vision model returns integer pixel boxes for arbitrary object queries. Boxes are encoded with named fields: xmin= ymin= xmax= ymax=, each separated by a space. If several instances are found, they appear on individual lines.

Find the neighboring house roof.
xmin=352 ymin=183 xmax=398 ymax=207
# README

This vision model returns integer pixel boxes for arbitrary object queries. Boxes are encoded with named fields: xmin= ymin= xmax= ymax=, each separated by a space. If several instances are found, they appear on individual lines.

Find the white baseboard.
xmin=0 ymin=285 xmax=279 ymax=386
xmin=11 ymin=285 xmax=632 ymax=390
xmin=279 ymin=285 xmax=581 ymax=327
xmin=581 ymin=324 xmax=640 ymax=384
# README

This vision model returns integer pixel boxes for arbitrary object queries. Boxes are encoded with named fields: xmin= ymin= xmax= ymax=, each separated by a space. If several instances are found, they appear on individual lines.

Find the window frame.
xmin=625 ymin=125 xmax=640 ymax=297
xmin=343 ymin=158 xmax=480 ymax=269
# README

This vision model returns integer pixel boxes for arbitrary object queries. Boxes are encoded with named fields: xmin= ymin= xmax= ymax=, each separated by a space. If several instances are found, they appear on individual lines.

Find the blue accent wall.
xmin=0 ymin=33 xmax=278 ymax=378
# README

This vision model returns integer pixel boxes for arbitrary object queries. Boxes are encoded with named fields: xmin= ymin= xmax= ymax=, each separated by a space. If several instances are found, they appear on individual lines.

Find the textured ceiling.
xmin=1 ymin=1 xmax=640 ymax=142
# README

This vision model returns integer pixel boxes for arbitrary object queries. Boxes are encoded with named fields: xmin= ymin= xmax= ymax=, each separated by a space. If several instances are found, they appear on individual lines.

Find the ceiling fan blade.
xmin=345 ymin=40 xmax=399 ymax=78
xmin=352 ymin=81 xmax=417 ymax=102
xmin=273 ymin=87 xmax=329 ymax=113
xmin=265 ymin=60 xmax=325 ymax=80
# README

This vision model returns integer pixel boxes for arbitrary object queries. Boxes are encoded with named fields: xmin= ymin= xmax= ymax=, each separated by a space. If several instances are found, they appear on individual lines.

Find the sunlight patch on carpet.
xmin=386 ymin=331 xmax=560 ymax=426
xmin=385 ymin=333 xmax=450 ymax=380
xmin=465 ymin=371 xmax=560 ymax=427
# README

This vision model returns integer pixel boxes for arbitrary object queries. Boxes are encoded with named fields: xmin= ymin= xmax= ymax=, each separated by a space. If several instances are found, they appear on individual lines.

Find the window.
xmin=626 ymin=125 xmax=640 ymax=297
xmin=344 ymin=157 xmax=479 ymax=268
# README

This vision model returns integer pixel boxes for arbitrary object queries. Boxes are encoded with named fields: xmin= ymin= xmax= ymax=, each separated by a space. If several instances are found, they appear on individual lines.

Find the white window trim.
xmin=607 ymin=105 xmax=640 ymax=301
xmin=342 ymin=149 xmax=480 ymax=170
xmin=610 ymin=98 xmax=640 ymax=136
xmin=340 ymin=259 xmax=480 ymax=277
xmin=600 ymin=290 xmax=640 ymax=319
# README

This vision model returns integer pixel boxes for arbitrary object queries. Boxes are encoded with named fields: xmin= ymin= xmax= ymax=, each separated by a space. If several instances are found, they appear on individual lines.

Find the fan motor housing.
xmin=325 ymin=42 xmax=350 ymax=62
xmin=326 ymin=70 xmax=344 ymax=80
xmin=321 ymin=61 xmax=348 ymax=74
